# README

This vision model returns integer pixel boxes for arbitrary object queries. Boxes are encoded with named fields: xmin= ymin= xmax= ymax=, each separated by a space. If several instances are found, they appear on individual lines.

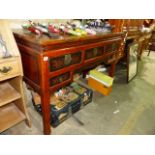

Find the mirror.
xmin=127 ymin=43 xmax=138 ymax=82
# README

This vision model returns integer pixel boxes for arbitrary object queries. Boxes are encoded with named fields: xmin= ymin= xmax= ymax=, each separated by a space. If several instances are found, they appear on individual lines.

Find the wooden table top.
xmin=13 ymin=29 xmax=124 ymax=51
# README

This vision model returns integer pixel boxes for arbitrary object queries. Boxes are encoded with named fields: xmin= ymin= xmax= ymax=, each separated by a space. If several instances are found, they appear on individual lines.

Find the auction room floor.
xmin=2 ymin=51 xmax=155 ymax=135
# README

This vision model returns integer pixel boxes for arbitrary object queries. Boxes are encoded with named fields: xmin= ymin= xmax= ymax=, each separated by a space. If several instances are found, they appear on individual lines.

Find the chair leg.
xmin=148 ymin=50 xmax=151 ymax=56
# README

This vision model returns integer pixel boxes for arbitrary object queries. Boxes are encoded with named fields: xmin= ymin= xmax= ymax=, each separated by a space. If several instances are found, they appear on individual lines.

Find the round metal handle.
xmin=0 ymin=66 xmax=12 ymax=74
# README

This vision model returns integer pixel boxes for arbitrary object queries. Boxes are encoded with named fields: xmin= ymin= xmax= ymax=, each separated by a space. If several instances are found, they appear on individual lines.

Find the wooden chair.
xmin=148 ymin=30 xmax=155 ymax=56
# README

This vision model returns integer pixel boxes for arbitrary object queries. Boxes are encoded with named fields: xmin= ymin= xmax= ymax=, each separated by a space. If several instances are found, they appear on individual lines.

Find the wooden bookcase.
xmin=0 ymin=20 xmax=31 ymax=133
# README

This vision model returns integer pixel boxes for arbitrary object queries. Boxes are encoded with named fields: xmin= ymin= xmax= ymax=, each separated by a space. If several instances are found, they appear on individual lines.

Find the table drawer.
xmin=0 ymin=59 xmax=20 ymax=79
xmin=105 ymin=42 xmax=120 ymax=53
xmin=49 ymin=72 xmax=71 ymax=87
xmin=49 ymin=51 xmax=82 ymax=72
xmin=85 ymin=47 xmax=104 ymax=60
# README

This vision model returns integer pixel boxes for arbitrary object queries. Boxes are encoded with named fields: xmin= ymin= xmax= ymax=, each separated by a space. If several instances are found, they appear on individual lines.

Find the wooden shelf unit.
xmin=0 ymin=82 xmax=21 ymax=107
xmin=0 ymin=103 xmax=26 ymax=132
xmin=0 ymin=20 xmax=31 ymax=133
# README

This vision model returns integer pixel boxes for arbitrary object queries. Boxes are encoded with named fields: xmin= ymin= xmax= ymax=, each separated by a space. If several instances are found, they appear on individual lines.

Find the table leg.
xmin=109 ymin=62 xmax=116 ymax=77
xmin=40 ymin=92 xmax=51 ymax=135
xmin=138 ymin=42 xmax=143 ymax=60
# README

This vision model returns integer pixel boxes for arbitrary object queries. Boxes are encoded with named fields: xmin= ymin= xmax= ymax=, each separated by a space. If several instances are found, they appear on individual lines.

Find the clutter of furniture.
xmin=1 ymin=19 xmax=155 ymax=135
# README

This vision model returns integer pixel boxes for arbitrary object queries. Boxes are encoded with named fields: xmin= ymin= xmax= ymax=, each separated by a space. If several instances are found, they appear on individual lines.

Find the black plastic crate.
xmin=31 ymin=85 xmax=84 ymax=127
xmin=34 ymin=104 xmax=42 ymax=114
xmin=59 ymin=91 xmax=81 ymax=114
xmin=34 ymin=103 xmax=70 ymax=127
xmin=70 ymin=82 xmax=93 ymax=106
xmin=69 ymin=97 xmax=81 ymax=114
xmin=50 ymin=101 xmax=70 ymax=127
xmin=31 ymin=92 xmax=70 ymax=127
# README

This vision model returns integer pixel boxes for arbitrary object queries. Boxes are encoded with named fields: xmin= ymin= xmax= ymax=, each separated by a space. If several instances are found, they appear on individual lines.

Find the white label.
xmin=43 ymin=56 xmax=48 ymax=61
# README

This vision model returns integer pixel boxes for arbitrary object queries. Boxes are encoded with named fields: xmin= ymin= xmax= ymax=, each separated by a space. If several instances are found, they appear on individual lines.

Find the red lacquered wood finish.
xmin=13 ymin=29 xmax=124 ymax=135
xmin=110 ymin=19 xmax=153 ymax=60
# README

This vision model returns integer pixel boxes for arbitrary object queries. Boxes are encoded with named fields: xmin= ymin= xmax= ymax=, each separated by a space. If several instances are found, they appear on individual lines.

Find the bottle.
xmin=27 ymin=26 xmax=42 ymax=35
xmin=85 ymin=28 xmax=96 ymax=35
xmin=48 ymin=24 xmax=60 ymax=33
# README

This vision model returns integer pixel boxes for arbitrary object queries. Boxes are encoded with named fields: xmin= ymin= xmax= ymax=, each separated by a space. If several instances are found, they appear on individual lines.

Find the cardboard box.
xmin=88 ymin=77 xmax=112 ymax=96
xmin=89 ymin=70 xmax=113 ymax=87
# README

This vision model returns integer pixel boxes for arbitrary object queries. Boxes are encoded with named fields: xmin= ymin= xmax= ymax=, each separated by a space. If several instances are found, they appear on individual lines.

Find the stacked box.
xmin=88 ymin=77 xmax=112 ymax=96
xmin=59 ymin=90 xmax=81 ymax=114
xmin=50 ymin=100 xmax=69 ymax=127
xmin=70 ymin=82 xmax=93 ymax=106
xmin=31 ymin=92 xmax=70 ymax=127
xmin=34 ymin=104 xmax=42 ymax=114
xmin=31 ymin=82 xmax=91 ymax=127
xmin=88 ymin=70 xmax=113 ymax=96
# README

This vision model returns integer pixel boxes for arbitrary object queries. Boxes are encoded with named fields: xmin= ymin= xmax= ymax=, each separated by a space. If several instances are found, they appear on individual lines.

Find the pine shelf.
xmin=0 ymin=20 xmax=31 ymax=133
xmin=0 ymin=102 xmax=26 ymax=132
xmin=0 ymin=82 xmax=21 ymax=107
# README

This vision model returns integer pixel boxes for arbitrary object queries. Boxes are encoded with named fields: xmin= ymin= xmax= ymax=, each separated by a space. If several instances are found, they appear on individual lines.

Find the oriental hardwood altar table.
xmin=13 ymin=30 xmax=124 ymax=134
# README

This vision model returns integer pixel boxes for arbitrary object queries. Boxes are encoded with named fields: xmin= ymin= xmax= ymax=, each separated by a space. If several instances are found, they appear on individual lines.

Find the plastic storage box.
xmin=50 ymin=100 xmax=69 ymax=127
xmin=88 ymin=77 xmax=112 ymax=96
xmin=59 ymin=90 xmax=81 ymax=114
xmin=32 ymin=92 xmax=70 ymax=127
xmin=70 ymin=82 xmax=93 ymax=106
xmin=31 ymin=82 xmax=91 ymax=127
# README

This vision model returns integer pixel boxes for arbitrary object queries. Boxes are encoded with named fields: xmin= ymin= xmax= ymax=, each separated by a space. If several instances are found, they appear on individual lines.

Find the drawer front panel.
xmin=105 ymin=42 xmax=120 ymax=53
xmin=0 ymin=59 xmax=20 ymax=80
xmin=49 ymin=51 xmax=82 ymax=72
xmin=85 ymin=47 xmax=104 ymax=60
xmin=49 ymin=72 xmax=70 ymax=86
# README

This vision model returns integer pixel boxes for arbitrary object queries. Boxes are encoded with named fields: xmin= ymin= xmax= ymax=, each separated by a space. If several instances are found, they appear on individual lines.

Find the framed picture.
xmin=0 ymin=20 xmax=16 ymax=59
xmin=0 ymin=33 xmax=10 ymax=58
xmin=127 ymin=43 xmax=139 ymax=82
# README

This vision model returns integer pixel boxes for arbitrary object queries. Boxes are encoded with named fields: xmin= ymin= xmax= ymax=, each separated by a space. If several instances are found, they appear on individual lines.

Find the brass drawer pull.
xmin=0 ymin=66 xmax=12 ymax=74
xmin=64 ymin=54 xmax=72 ymax=65
xmin=93 ymin=48 xmax=98 ymax=56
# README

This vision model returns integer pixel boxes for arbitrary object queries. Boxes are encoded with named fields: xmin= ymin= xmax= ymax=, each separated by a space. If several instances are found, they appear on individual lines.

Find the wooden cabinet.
xmin=0 ymin=57 xmax=22 ymax=81
xmin=0 ymin=20 xmax=30 ymax=133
